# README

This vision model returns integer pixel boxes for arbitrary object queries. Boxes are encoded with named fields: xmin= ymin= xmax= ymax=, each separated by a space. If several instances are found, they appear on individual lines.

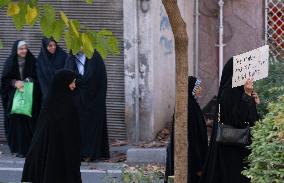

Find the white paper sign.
xmin=232 ymin=45 xmax=269 ymax=88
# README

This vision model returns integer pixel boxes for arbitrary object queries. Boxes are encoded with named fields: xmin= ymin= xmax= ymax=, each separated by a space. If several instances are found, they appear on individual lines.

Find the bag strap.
xmin=218 ymin=104 xmax=222 ymax=124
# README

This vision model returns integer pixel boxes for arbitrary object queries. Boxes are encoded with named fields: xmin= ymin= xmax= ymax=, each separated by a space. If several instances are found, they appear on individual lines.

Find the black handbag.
xmin=216 ymin=104 xmax=250 ymax=146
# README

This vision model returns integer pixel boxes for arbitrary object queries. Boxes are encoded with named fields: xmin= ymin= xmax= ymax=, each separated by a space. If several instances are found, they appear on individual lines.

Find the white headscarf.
xmin=17 ymin=40 xmax=27 ymax=49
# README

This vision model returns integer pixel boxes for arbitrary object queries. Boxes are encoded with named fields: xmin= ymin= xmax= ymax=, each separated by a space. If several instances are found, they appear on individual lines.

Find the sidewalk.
xmin=0 ymin=143 xmax=126 ymax=183
xmin=0 ymin=143 xmax=166 ymax=183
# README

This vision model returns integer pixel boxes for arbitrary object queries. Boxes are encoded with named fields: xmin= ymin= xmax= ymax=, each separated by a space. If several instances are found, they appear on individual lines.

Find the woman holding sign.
xmin=200 ymin=58 xmax=260 ymax=183
xmin=0 ymin=40 xmax=41 ymax=158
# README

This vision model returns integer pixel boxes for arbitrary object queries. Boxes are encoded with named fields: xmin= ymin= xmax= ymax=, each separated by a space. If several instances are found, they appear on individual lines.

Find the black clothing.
xmin=200 ymin=58 xmax=258 ymax=183
xmin=165 ymin=77 xmax=208 ymax=183
xmin=65 ymin=50 xmax=109 ymax=160
xmin=188 ymin=76 xmax=208 ymax=183
xmin=165 ymin=120 xmax=174 ymax=183
xmin=0 ymin=40 xmax=41 ymax=156
xmin=37 ymin=38 xmax=67 ymax=102
xmin=22 ymin=69 xmax=82 ymax=183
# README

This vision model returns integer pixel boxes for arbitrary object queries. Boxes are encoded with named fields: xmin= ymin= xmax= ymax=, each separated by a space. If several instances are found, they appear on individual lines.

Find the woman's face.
xmin=69 ymin=79 xmax=76 ymax=91
xmin=195 ymin=85 xmax=202 ymax=97
xmin=17 ymin=44 xmax=28 ymax=58
xmin=47 ymin=41 xmax=57 ymax=54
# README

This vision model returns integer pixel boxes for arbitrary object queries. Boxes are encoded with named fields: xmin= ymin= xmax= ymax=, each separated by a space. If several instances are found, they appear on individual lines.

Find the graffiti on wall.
xmin=159 ymin=36 xmax=173 ymax=55
xmin=159 ymin=6 xmax=173 ymax=55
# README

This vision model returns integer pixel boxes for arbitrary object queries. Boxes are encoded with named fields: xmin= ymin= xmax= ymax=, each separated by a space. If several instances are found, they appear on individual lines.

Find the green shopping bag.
xmin=10 ymin=82 xmax=34 ymax=117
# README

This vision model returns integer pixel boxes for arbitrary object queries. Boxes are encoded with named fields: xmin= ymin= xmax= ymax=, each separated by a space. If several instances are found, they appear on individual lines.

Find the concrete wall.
xmin=137 ymin=0 xmax=156 ymax=141
xmin=152 ymin=1 xmax=175 ymax=140
xmin=124 ymin=0 xmax=140 ymax=143
xmin=124 ymin=0 xmax=194 ymax=143
xmin=198 ymin=0 xmax=264 ymax=107
xmin=178 ymin=0 xmax=195 ymax=76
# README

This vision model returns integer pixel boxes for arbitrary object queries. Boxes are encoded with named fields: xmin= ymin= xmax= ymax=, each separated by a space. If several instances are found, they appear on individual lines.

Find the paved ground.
xmin=0 ymin=143 xmax=167 ymax=183
xmin=0 ymin=144 xmax=127 ymax=183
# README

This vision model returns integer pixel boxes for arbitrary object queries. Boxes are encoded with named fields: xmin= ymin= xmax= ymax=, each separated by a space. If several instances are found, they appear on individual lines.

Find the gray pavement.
xmin=0 ymin=144 xmax=126 ymax=183
xmin=0 ymin=143 xmax=167 ymax=183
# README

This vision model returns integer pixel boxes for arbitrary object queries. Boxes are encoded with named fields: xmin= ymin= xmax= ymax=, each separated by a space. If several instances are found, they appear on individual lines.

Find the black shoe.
xmin=16 ymin=153 xmax=25 ymax=158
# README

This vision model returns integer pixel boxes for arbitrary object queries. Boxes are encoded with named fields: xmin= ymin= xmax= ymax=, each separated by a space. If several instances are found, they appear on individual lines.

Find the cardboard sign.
xmin=232 ymin=45 xmax=269 ymax=88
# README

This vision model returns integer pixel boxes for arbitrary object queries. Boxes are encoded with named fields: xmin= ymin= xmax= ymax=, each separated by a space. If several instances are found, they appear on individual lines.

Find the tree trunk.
xmin=161 ymin=0 xmax=189 ymax=183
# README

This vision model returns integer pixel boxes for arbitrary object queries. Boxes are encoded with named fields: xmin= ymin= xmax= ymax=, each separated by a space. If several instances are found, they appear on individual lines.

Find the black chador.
xmin=187 ymin=76 xmax=208 ymax=183
xmin=200 ymin=58 xmax=258 ymax=183
xmin=65 ymin=50 xmax=109 ymax=161
xmin=22 ymin=69 xmax=82 ymax=183
xmin=37 ymin=37 xmax=67 ymax=102
xmin=164 ymin=77 xmax=208 ymax=183
xmin=0 ymin=40 xmax=41 ymax=157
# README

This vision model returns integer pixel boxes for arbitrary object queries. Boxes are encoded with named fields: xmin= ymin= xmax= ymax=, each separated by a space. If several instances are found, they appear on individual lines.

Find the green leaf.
xmin=95 ymin=43 xmax=107 ymax=60
xmin=91 ymin=29 xmax=120 ymax=59
xmin=13 ymin=15 xmax=25 ymax=30
xmin=25 ymin=5 xmax=38 ymax=26
xmin=60 ymin=11 xmax=69 ymax=27
xmin=43 ymin=4 xmax=55 ymax=23
xmin=52 ymin=20 xmax=65 ymax=42
xmin=0 ymin=40 xmax=3 ymax=49
xmin=0 ymin=0 xmax=10 ymax=8
xmin=108 ymin=36 xmax=120 ymax=54
xmin=70 ymin=20 xmax=80 ymax=38
xmin=29 ymin=0 xmax=37 ymax=7
xmin=40 ymin=16 xmax=54 ymax=37
xmin=98 ymin=29 xmax=113 ymax=36
xmin=81 ymin=33 xmax=94 ymax=59
xmin=65 ymin=30 xmax=81 ymax=54
xmin=85 ymin=0 xmax=93 ymax=4
xmin=71 ymin=35 xmax=82 ymax=55
xmin=7 ymin=2 xmax=20 ymax=16
xmin=64 ymin=31 xmax=72 ymax=51
xmin=12 ymin=2 xmax=27 ymax=30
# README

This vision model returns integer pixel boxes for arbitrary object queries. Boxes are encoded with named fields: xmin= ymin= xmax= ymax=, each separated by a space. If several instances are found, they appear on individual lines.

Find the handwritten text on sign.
xmin=232 ymin=45 xmax=269 ymax=88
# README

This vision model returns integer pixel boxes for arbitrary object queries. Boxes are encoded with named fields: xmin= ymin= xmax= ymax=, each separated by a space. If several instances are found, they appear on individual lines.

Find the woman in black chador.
xmin=199 ymin=58 xmax=260 ymax=183
xmin=0 ymin=40 xmax=41 ymax=157
xmin=37 ymin=37 xmax=67 ymax=102
xmin=164 ymin=76 xmax=208 ymax=183
xmin=187 ymin=76 xmax=208 ymax=183
xmin=65 ymin=49 xmax=109 ymax=161
xmin=22 ymin=69 xmax=82 ymax=183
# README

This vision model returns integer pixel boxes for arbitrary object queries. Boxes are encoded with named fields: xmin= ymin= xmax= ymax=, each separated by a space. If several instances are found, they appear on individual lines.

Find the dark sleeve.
xmin=188 ymin=105 xmax=206 ymax=172
xmin=224 ymin=92 xmax=256 ymax=127
xmin=64 ymin=56 xmax=83 ymax=87
xmin=64 ymin=55 xmax=75 ymax=70
xmin=36 ymin=60 xmax=49 ymax=97
xmin=93 ymin=53 xmax=107 ymax=106
xmin=234 ymin=93 xmax=256 ymax=124
xmin=24 ymin=54 xmax=40 ymax=86
xmin=10 ymin=79 xmax=16 ymax=88
xmin=1 ymin=60 xmax=16 ymax=109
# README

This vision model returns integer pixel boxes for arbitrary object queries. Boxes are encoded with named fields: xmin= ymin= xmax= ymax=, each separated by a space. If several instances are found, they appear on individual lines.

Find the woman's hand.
xmin=252 ymin=91 xmax=260 ymax=105
xmin=244 ymin=79 xmax=253 ymax=96
xmin=15 ymin=81 xmax=24 ymax=92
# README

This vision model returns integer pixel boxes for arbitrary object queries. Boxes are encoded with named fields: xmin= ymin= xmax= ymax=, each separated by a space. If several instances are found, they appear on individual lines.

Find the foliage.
xmin=242 ymin=95 xmax=284 ymax=183
xmin=121 ymin=164 xmax=164 ymax=183
xmin=103 ymin=164 xmax=165 ymax=183
xmin=254 ymin=56 xmax=284 ymax=117
xmin=0 ymin=0 xmax=119 ymax=59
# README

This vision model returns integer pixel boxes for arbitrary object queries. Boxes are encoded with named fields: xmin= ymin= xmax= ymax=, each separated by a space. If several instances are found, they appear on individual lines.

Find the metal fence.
xmin=266 ymin=0 xmax=284 ymax=61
